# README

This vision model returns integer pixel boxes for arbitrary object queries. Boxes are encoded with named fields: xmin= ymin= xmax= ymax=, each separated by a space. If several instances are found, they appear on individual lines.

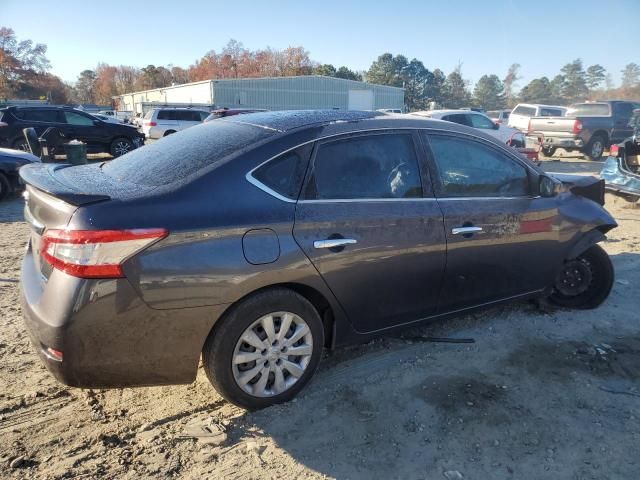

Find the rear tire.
xmin=585 ymin=135 xmax=606 ymax=161
xmin=542 ymin=146 xmax=557 ymax=158
xmin=549 ymin=244 xmax=614 ymax=309
xmin=109 ymin=137 xmax=134 ymax=157
xmin=202 ymin=288 xmax=324 ymax=410
xmin=0 ymin=172 xmax=10 ymax=201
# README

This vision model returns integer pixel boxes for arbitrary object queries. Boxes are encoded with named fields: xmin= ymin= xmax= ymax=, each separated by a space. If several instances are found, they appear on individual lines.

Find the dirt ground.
xmin=1 ymin=156 xmax=639 ymax=480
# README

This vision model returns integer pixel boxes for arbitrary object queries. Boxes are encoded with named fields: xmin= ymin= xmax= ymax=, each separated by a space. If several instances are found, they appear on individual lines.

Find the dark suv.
xmin=0 ymin=106 xmax=144 ymax=157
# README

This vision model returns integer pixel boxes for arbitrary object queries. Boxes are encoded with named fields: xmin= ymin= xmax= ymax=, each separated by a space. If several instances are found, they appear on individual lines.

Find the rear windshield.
xmin=103 ymin=121 xmax=273 ymax=186
xmin=566 ymin=103 xmax=610 ymax=116
xmin=539 ymin=108 xmax=563 ymax=116
xmin=512 ymin=105 xmax=536 ymax=117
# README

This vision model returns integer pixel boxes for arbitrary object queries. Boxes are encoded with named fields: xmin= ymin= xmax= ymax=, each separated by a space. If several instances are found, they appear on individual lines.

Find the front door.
xmin=423 ymin=133 xmax=563 ymax=312
xmin=293 ymin=132 xmax=447 ymax=333
xmin=61 ymin=110 xmax=106 ymax=150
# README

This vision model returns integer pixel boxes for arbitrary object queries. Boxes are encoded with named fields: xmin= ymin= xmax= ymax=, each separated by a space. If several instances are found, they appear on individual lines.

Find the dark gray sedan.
xmin=19 ymin=110 xmax=617 ymax=409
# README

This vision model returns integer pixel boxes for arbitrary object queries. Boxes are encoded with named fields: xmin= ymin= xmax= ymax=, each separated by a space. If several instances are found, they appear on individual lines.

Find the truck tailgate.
xmin=529 ymin=116 xmax=576 ymax=134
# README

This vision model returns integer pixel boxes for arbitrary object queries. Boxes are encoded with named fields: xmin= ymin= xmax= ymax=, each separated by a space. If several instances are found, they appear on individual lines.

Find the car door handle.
xmin=451 ymin=226 xmax=483 ymax=235
xmin=313 ymin=238 xmax=357 ymax=249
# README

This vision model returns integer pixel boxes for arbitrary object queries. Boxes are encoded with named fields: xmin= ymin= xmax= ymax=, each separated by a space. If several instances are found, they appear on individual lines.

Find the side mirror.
xmin=539 ymin=175 xmax=561 ymax=197
xmin=493 ymin=121 xmax=500 ymax=130
xmin=93 ymin=119 xmax=101 ymax=125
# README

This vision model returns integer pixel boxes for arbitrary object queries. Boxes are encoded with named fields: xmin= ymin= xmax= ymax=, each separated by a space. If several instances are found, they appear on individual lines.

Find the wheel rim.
xmin=555 ymin=258 xmax=593 ymax=296
xmin=114 ymin=141 xmax=132 ymax=156
xmin=591 ymin=140 xmax=603 ymax=159
xmin=232 ymin=311 xmax=313 ymax=398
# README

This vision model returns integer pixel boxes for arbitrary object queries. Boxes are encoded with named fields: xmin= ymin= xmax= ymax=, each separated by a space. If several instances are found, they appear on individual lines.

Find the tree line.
xmin=1 ymin=27 xmax=639 ymax=110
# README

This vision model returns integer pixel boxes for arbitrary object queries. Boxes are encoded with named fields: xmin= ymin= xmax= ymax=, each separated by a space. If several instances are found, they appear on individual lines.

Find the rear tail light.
xmin=572 ymin=120 xmax=583 ymax=134
xmin=41 ymin=228 xmax=168 ymax=278
xmin=145 ymin=121 xmax=157 ymax=126
xmin=609 ymin=144 xmax=620 ymax=157
xmin=527 ymin=119 xmax=532 ymax=134
xmin=0 ymin=121 xmax=7 ymax=127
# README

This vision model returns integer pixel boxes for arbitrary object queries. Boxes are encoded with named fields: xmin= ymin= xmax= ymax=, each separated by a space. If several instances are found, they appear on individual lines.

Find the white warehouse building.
xmin=114 ymin=76 xmax=404 ymax=114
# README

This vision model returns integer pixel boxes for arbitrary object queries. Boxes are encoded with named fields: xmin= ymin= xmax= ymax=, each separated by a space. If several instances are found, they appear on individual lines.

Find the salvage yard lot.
xmin=1 ymin=158 xmax=639 ymax=480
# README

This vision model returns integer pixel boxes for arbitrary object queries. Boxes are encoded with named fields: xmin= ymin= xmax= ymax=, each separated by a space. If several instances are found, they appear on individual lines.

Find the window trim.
xmin=421 ymin=132 xmax=534 ymax=199
xmin=301 ymin=130 xmax=427 ymax=202
xmin=245 ymin=127 xmax=540 ymax=202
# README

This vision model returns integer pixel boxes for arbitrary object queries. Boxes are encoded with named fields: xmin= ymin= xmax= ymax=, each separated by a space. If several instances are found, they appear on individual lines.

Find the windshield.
xmin=566 ymin=103 xmax=610 ymax=116
xmin=103 ymin=120 xmax=273 ymax=186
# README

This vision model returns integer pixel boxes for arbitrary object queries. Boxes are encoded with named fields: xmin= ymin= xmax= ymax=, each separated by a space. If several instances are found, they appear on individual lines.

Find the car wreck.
xmin=601 ymin=109 xmax=640 ymax=198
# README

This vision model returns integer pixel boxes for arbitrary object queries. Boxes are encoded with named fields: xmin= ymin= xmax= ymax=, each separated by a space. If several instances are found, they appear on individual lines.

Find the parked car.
xmin=203 ymin=108 xmax=267 ymax=122
xmin=20 ymin=110 xmax=617 ymax=409
xmin=0 ymin=147 xmax=39 ymax=200
xmin=528 ymin=101 xmax=640 ymax=160
xmin=601 ymin=109 xmax=640 ymax=197
xmin=99 ymin=110 xmax=133 ymax=123
xmin=508 ymin=104 xmax=567 ymax=131
xmin=142 ymin=108 xmax=210 ymax=139
xmin=410 ymin=109 xmax=525 ymax=146
xmin=487 ymin=109 xmax=511 ymax=124
xmin=0 ymin=106 xmax=144 ymax=157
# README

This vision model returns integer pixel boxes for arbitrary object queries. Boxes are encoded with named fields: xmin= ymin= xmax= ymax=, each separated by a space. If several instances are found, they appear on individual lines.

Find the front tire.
xmin=203 ymin=288 xmax=324 ymax=410
xmin=549 ymin=244 xmax=614 ymax=309
xmin=109 ymin=137 xmax=134 ymax=157
xmin=585 ymin=135 xmax=606 ymax=161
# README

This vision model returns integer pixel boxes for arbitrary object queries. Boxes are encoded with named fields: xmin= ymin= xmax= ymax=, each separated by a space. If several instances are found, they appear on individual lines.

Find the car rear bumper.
xmin=540 ymin=135 xmax=584 ymax=149
xmin=20 ymin=245 xmax=230 ymax=388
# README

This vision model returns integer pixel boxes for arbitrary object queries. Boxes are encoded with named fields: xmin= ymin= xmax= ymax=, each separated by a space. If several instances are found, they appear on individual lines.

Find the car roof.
xmin=410 ymin=109 xmax=487 ymax=117
xmin=514 ymin=103 xmax=566 ymax=109
xmin=220 ymin=109 xmax=384 ymax=132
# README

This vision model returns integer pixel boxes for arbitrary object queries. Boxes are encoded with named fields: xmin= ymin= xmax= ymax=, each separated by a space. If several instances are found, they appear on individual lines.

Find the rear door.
xmin=293 ymin=131 xmax=446 ymax=333
xmin=422 ymin=132 xmax=562 ymax=312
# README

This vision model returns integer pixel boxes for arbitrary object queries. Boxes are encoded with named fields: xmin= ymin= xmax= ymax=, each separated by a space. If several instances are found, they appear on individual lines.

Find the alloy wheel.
xmin=114 ymin=141 xmax=132 ymax=156
xmin=232 ymin=311 xmax=313 ymax=398
xmin=591 ymin=140 xmax=604 ymax=160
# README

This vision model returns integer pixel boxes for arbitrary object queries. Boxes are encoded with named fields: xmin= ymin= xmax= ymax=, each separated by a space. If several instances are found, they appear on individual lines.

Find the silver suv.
xmin=142 ymin=108 xmax=210 ymax=139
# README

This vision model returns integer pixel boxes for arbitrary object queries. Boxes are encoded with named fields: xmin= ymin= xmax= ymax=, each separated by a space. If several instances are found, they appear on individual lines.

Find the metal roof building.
xmin=115 ymin=76 xmax=404 ymax=114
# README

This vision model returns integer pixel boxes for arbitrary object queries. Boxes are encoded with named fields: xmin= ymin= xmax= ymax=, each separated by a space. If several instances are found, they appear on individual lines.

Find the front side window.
xmin=304 ymin=134 xmax=422 ymax=200
xmin=426 ymin=135 xmax=529 ymax=198
xmin=442 ymin=114 xmax=471 ymax=127
xmin=63 ymin=111 xmax=95 ymax=125
xmin=468 ymin=114 xmax=495 ymax=129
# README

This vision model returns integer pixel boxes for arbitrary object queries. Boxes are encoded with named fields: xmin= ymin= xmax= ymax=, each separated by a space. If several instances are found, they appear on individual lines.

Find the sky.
xmin=1 ymin=0 xmax=636 ymax=89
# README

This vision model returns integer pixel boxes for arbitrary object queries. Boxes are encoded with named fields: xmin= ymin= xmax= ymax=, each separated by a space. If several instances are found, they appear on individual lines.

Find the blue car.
xmin=601 ymin=110 xmax=640 ymax=198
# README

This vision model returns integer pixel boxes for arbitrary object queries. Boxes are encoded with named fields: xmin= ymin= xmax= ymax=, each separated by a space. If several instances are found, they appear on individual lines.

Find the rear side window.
xmin=566 ymin=103 xmax=610 ymax=116
xmin=16 ymin=109 xmax=61 ymax=122
xmin=539 ymin=108 xmax=563 ymax=116
xmin=157 ymin=110 xmax=176 ymax=120
xmin=512 ymin=106 xmax=536 ymax=116
xmin=304 ymin=134 xmax=422 ymax=200
xmin=252 ymin=150 xmax=307 ymax=199
xmin=104 ymin=121 xmax=272 ymax=186
xmin=427 ymin=135 xmax=529 ymax=198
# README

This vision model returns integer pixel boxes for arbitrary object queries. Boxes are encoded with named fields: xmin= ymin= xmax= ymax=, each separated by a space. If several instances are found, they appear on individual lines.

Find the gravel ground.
xmin=0 ymin=158 xmax=639 ymax=480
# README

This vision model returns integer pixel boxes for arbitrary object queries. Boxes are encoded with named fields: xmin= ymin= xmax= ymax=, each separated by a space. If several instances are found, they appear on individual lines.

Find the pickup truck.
xmin=528 ymin=101 xmax=640 ymax=160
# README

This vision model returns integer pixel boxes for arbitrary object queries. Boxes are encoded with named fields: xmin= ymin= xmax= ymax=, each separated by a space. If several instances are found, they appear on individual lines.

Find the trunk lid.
xmin=20 ymin=162 xmax=153 ymax=280
xmin=528 ymin=116 xmax=577 ymax=134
